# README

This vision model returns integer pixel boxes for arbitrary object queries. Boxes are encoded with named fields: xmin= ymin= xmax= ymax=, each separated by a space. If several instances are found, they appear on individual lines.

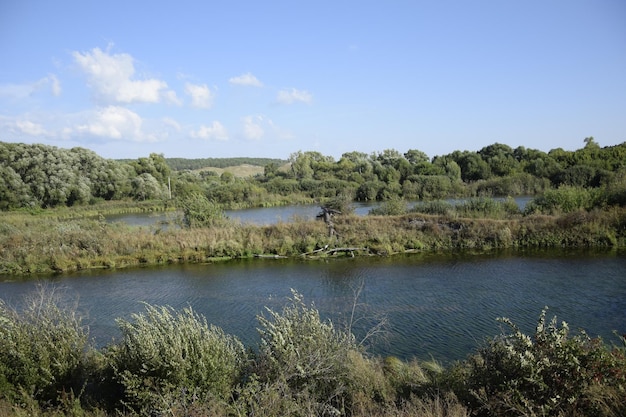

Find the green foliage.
xmin=323 ymin=192 xmax=356 ymax=215
xmin=525 ymin=186 xmax=596 ymax=214
xmin=411 ymin=200 xmax=455 ymax=216
xmin=255 ymin=290 xmax=358 ymax=415
xmin=0 ymin=286 xmax=90 ymax=406
xmin=108 ymin=303 xmax=245 ymax=415
xmin=369 ymin=198 xmax=408 ymax=216
xmin=471 ymin=172 xmax=550 ymax=197
xmin=0 ymin=142 xmax=169 ymax=209
xmin=4 ymin=140 xmax=626 ymax=214
xmin=404 ymin=175 xmax=454 ymax=200
xmin=129 ymin=173 xmax=167 ymax=201
xmin=177 ymin=192 xmax=227 ymax=228
xmin=459 ymin=309 xmax=626 ymax=416
xmin=456 ymin=197 xmax=520 ymax=219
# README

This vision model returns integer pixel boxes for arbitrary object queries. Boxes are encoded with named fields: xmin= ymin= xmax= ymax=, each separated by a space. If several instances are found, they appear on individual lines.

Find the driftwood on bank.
xmin=255 ymin=246 xmax=369 ymax=260
xmin=326 ymin=247 xmax=367 ymax=255
xmin=254 ymin=254 xmax=288 ymax=259
xmin=302 ymin=246 xmax=369 ymax=258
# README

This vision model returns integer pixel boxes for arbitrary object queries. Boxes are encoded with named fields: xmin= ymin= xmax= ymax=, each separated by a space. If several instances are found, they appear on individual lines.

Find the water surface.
xmin=1 ymin=250 xmax=623 ymax=364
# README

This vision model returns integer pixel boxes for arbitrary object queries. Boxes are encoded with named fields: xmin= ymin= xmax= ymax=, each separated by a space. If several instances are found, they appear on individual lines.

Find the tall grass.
xmin=1 ymin=203 xmax=625 ymax=276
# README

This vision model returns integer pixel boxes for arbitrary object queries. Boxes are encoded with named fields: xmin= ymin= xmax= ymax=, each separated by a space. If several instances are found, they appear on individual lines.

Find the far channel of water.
xmin=105 ymin=197 xmax=534 ymax=227
xmin=0 ymin=249 xmax=624 ymax=364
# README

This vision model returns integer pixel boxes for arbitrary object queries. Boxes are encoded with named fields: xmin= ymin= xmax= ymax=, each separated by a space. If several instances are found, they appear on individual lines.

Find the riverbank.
xmin=1 ymin=205 xmax=625 ymax=277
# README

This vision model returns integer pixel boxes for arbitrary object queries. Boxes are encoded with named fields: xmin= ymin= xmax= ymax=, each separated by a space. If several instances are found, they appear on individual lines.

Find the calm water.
xmin=1 ymin=249 xmax=624 ymax=364
xmin=105 ymin=197 xmax=533 ymax=227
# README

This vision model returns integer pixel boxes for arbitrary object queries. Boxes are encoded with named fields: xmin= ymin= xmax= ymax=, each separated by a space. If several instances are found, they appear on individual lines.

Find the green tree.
xmin=448 ymin=151 xmax=491 ymax=182
xmin=404 ymin=149 xmax=429 ymax=165
xmin=478 ymin=143 xmax=518 ymax=177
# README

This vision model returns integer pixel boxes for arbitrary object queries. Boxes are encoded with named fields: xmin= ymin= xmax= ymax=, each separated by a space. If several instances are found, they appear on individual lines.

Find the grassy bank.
xmin=0 ymin=288 xmax=624 ymax=417
xmin=1 ymin=204 xmax=625 ymax=276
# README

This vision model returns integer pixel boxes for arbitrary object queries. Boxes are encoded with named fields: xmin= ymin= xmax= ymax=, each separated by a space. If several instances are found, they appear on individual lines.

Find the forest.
xmin=1 ymin=137 xmax=625 ymax=211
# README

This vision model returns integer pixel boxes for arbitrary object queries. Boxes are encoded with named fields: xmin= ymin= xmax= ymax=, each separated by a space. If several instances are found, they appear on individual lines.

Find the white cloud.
xmin=162 ymin=117 xmax=182 ymax=131
xmin=0 ymin=74 xmax=61 ymax=99
xmin=185 ymin=82 xmax=214 ymax=108
xmin=229 ymin=72 xmax=263 ymax=87
xmin=48 ymin=74 xmax=61 ymax=96
xmin=72 ymin=47 xmax=175 ymax=104
xmin=72 ymin=105 xmax=156 ymax=142
xmin=163 ymin=90 xmax=182 ymax=106
xmin=14 ymin=119 xmax=49 ymax=136
xmin=276 ymin=88 xmax=312 ymax=104
xmin=242 ymin=115 xmax=264 ymax=140
xmin=190 ymin=121 xmax=228 ymax=141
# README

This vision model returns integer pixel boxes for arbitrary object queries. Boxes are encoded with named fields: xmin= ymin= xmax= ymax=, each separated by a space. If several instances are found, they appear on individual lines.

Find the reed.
xmin=1 ymin=206 xmax=625 ymax=276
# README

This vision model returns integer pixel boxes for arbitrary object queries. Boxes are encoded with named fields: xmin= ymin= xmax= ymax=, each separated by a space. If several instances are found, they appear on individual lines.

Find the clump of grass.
xmin=411 ymin=200 xmax=454 ymax=216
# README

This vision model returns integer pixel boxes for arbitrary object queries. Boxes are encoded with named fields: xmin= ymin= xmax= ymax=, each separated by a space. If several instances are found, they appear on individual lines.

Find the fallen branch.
xmin=254 ymin=254 xmax=288 ymax=259
xmin=301 ymin=245 xmax=329 ymax=256
xmin=326 ymin=247 xmax=368 ymax=255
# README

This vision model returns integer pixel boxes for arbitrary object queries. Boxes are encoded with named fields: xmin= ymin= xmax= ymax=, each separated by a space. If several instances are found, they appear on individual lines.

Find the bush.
xmin=177 ymin=192 xmax=227 ymax=228
xmin=525 ymin=186 xmax=596 ymax=214
xmin=369 ymin=198 xmax=407 ymax=216
xmin=255 ymin=290 xmax=359 ymax=416
xmin=107 ymin=304 xmax=245 ymax=415
xmin=459 ymin=309 xmax=626 ymax=416
xmin=0 ymin=286 xmax=90 ymax=406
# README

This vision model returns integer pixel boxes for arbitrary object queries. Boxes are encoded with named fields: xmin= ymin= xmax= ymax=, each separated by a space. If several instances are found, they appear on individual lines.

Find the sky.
xmin=1 ymin=0 xmax=625 ymax=161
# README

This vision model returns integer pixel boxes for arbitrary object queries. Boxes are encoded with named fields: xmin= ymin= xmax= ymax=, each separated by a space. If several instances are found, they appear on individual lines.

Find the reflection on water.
xmin=1 ymin=250 xmax=624 ymax=364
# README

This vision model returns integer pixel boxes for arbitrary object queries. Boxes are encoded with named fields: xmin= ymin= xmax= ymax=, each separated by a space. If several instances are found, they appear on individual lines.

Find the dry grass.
xmin=1 ymin=207 xmax=624 ymax=276
xmin=197 ymin=164 xmax=265 ymax=177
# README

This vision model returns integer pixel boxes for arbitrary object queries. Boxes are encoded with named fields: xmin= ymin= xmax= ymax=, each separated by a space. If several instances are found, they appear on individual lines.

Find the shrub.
xmin=255 ymin=290 xmax=358 ymax=416
xmin=107 ymin=304 xmax=245 ymax=415
xmin=369 ymin=198 xmax=407 ymax=216
xmin=177 ymin=192 xmax=227 ymax=228
xmin=0 ymin=286 xmax=90 ymax=406
xmin=460 ymin=308 xmax=626 ymax=417
xmin=525 ymin=186 xmax=596 ymax=214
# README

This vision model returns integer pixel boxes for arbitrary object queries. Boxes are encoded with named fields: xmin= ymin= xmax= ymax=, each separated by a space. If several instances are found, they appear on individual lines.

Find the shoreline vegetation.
xmin=1 ymin=288 xmax=625 ymax=417
xmin=1 ymin=198 xmax=625 ymax=277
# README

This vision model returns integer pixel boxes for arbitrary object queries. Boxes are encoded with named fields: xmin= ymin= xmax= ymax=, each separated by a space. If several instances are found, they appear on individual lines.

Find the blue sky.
xmin=1 ymin=1 xmax=625 ymax=160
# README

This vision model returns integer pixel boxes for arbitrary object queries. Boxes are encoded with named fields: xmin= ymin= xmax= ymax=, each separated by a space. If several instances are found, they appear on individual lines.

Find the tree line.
xmin=1 ymin=138 xmax=625 ymax=211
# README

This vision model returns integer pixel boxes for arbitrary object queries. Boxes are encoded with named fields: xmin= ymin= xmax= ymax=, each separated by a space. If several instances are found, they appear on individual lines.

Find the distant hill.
xmin=163 ymin=157 xmax=287 ymax=171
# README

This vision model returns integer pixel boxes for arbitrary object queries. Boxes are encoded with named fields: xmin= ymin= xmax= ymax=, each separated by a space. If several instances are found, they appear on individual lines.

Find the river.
xmin=1 ymin=249 xmax=624 ymax=364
